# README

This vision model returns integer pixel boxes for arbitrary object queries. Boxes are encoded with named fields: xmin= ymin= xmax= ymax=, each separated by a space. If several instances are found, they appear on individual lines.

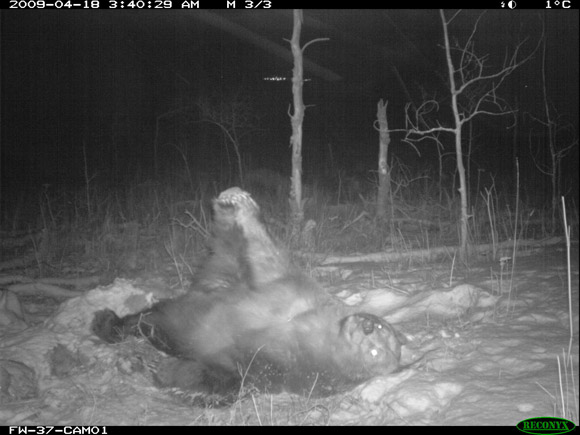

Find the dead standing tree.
xmin=375 ymin=100 xmax=421 ymax=222
xmin=287 ymin=10 xmax=328 ymax=241
xmin=376 ymin=99 xmax=391 ymax=221
xmin=402 ymin=10 xmax=536 ymax=260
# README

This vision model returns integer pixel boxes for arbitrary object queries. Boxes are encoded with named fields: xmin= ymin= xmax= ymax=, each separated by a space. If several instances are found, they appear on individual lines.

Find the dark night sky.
xmin=1 ymin=10 xmax=578 ymax=195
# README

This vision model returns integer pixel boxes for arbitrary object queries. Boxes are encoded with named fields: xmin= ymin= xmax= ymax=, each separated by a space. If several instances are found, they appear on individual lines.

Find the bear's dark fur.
xmin=92 ymin=187 xmax=403 ymax=404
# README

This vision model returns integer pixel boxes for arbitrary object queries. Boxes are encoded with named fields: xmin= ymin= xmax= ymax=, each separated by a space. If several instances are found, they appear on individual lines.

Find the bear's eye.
xmin=362 ymin=318 xmax=375 ymax=335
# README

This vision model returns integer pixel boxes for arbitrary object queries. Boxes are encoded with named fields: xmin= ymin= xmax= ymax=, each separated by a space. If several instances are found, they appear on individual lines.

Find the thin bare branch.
xmin=302 ymin=37 xmax=330 ymax=52
xmin=444 ymin=9 xmax=462 ymax=25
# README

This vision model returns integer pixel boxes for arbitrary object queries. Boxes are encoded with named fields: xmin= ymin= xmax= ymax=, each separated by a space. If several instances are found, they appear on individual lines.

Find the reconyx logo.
xmin=517 ymin=417 xmax=576 ymax=435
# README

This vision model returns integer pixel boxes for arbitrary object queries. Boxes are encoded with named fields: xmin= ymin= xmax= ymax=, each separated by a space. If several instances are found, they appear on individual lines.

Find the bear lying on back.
xmin=92 ymin=187 xmax=403 ymax=404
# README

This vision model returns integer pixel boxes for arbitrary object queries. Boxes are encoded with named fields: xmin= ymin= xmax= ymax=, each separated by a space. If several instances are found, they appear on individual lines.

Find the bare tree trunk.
xmin=289 ymin=9 xmax=305 ymax=236
xmin=436 ymin=140 xmax=444 ymax=203
xmin=440 ymin=10 xmax=469 ymax=260
xmin=376 ymin=99 xmax=391 ymax=220
xmin=466 ymin=121 xmax=474 ymax=208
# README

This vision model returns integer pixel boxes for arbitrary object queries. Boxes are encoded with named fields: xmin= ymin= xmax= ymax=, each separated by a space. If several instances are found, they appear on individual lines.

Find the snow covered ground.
xmin=1 ymin=245 xmax=577 ymax=426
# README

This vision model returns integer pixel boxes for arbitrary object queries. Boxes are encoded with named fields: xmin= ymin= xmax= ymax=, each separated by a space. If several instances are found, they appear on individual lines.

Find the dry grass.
xmin=3 ymin=162 xmax=574 ymax=281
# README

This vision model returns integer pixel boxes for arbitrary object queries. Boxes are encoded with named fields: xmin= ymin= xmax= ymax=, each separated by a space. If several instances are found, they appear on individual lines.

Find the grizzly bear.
xmin=92 ymin=187 xmax=403 ymax=404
